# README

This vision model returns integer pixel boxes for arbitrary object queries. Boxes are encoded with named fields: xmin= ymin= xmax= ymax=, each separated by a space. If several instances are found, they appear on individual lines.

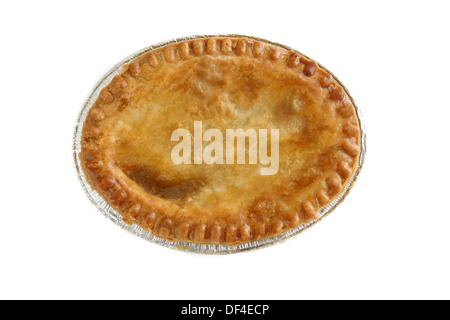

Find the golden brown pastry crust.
xmin=80 ymin=36 xmax=361 ymax=244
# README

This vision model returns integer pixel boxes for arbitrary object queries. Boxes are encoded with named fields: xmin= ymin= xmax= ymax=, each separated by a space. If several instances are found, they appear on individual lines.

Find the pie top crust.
xmin=79 ymin=36 xmax=362 ymax=245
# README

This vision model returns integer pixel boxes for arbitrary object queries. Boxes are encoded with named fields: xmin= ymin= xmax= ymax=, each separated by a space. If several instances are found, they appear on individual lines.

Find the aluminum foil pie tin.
xmin=73 ymin=34 xmax=367 ymax=254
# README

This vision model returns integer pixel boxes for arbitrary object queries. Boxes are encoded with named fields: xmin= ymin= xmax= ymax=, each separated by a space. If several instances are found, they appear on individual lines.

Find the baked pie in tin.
xmin=78 ymin=35 xmax=363 ymax=247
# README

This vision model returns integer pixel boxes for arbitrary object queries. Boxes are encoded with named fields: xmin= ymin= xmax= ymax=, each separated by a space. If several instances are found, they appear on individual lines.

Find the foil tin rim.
xmin=73 ymin=34 xmax=367 ymax=255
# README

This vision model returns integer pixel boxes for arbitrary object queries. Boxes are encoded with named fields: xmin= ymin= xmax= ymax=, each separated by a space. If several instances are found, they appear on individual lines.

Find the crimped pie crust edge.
xmin=74 ymin=34 xmax=365 ymax=252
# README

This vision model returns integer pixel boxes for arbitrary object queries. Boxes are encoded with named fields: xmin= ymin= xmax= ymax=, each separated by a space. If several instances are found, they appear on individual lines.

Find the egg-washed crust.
xmin=80 ymin=36 xmax=361 ymax=244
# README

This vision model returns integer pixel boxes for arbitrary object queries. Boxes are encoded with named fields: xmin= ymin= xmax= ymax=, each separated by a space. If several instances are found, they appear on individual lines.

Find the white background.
xmin=1 ymin=0 xmax=449 ymax=300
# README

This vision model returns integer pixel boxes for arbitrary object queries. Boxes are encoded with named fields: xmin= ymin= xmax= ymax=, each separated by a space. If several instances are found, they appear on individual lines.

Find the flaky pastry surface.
xmin=80 ymin=36 xmax=361 ymax=244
